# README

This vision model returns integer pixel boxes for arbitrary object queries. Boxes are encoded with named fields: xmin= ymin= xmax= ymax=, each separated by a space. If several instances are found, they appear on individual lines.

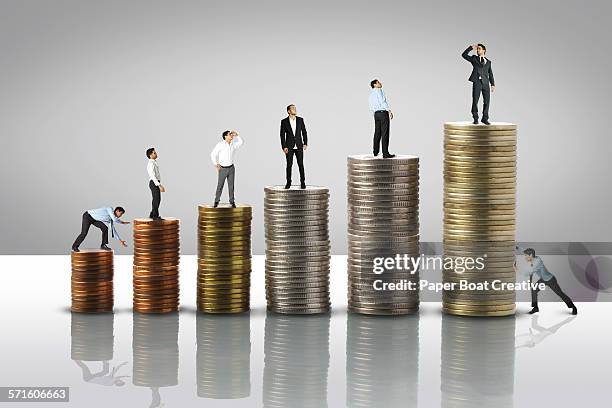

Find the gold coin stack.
xmin=441 ymin=314 xmax=516 ymax=407
xmin=71 ymin=249 xmax=114 ymax=313
xmin=133 ymin=218 xmax=180 ymax=313
xmin=443 ymin=122 xmax=517 ymax=317
xmin=196 ymin=313 xmax=251 ymax=399
xmin=197 ymin=204 xmax=252 ymax=313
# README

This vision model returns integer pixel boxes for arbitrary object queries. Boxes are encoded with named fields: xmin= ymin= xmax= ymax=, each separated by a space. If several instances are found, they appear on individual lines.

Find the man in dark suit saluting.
xmin=462 ymin=43 xmax=495 ymax=125
xmin=280 ymin=104 xmax=308 ymax=189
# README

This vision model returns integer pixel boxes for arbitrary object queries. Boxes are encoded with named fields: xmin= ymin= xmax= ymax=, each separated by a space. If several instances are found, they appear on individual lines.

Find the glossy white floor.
xmin=1 ymin=255 xmax=609 ymax=407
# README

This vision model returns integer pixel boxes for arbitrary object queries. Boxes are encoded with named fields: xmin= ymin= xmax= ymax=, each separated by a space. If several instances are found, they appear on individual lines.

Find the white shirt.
xmin=210 ymin=136 xmax=243 ymax=166
xmin=289 ymin=116 xmax=297 ymax=135
xmin=147 ymin=159 xmax=161 ymax=186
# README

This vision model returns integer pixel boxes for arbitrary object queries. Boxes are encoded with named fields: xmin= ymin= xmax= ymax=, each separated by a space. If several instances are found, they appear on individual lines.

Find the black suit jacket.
xmin=280 ymin=116 xmax=308 ymax=149
xmin=462 ymin=46 xmax=495 ymax=89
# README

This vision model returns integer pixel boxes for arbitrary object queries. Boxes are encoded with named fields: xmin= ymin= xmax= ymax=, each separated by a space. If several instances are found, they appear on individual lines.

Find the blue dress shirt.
xmin=88 ymin=207 xmax=123 ymax=241
xmin=368 ymin=88 xmax=390 ymax=113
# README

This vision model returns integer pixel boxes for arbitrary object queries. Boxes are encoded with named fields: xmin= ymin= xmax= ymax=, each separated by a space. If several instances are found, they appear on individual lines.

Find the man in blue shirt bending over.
xmin=521 ymin=247 xmax=577 ymax=315
xmin=72 ymin=207 xmax=129 ymax=252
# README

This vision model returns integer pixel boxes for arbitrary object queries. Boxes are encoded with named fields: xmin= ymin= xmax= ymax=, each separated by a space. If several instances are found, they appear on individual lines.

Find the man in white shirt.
xmin=210 ymin=130 xmax=243 ymax=208
xmin=146 ymin=148 xmax=165 ymax=220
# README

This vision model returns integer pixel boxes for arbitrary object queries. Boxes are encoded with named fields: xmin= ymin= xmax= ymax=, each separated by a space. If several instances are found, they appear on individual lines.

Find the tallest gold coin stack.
xmin=443 ymin=122 xmax=517 ymax=317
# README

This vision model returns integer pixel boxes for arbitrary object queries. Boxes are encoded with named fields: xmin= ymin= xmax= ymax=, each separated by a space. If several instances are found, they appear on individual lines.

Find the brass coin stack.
xmin=347 ymin=314 xmax=419 ymax=408
xmin=196 ymin=313 xmax=251 ymax=399
xmin=443 ymin=122 xmax=517 ymax=316
xmin=132 ymin=313 xmax=179 ymax=388
xmin=71 ymin=249 xmax=114 ymax=313
xmin=347 ymin=155 xmax=420 ymax=315
xmin=197 ymin=204 xmax=252 ymax=313
xmin=264 ymin=186 xmax=331 ymax=314
xmin=133 ymin=218 xmax=180 ymax=313
xmin=441 ymin=315 xmax=516 ymax=407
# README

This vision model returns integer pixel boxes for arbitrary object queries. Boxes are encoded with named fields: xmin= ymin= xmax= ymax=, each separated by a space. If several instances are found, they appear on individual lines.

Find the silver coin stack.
xmin=347 ymin=155 xmax=420 ymax=315
xmin=347 ymin=314 xmax=419 ymax=408
xmin=264 ymin=186 xmax=331 ymax=314
xmin=263 ymin=313 xmax=330 ymax=408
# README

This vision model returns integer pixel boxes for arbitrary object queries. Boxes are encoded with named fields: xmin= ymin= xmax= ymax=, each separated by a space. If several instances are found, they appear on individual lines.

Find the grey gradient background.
xmin=1 ymin=0 xmax=611 ymax=255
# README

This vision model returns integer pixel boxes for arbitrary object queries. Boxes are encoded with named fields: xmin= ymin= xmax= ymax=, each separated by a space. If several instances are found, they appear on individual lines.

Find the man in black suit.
xmin=462 ymin=43 xmax=495 ymax=125
xmin=280 ymin=104 xmax=308 ymax=189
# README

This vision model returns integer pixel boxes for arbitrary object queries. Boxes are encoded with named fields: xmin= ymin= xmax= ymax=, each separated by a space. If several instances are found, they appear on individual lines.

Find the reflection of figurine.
xmin=280 ymin=104 xmax=308 ymax=189
xmin=71 ymin=207 xmax=129 ymax=251
xmin=74 ymin=360 xmax=129 ymax=386
xmin=368 ymin=79 xmax=395 ymax=158
xmin=149 ymin=387 xmax=163 ymax=408
xmin=210 ymin=130 xmax=243 ymax=208
xmin=461 ymin=44 xmax=495 ymax=125
xmin=146 ymin=148 xmax=165 ymax=220
xmin=516 ymin=315 xmax=576 ymax=349
xmin=518 ymin=247 xmax=578 ymax=315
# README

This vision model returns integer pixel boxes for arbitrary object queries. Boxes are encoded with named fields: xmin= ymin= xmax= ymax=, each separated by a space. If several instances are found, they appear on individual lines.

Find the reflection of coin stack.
xmin=347 ymin=314 xmax=419 ymax=408
xmin=197 ymin=204 xmax=252 ymax=313
xmin=263 ymin=313 xmax=330 ymax=408
xmin=347 ymin=155 xmax=420 ymax=315
xmin=196 ymin=313 xmax=251 ymax=399
xmin=133 ymin=218 xmax=180 ymax=313
xmin=264 ymin=186 xmax=330 ymax=314
xmin=441 ymin=315 xmax=516 ymax=408
xmin=443 ymin=122 xmax=517 ymax=316
xmin=132 ymin=313 xmax=179 ymax=388
xmin=71 ymin=313 xmax=114 ymax=361
xmin=71 ymin=249 xmax=114 ymax=313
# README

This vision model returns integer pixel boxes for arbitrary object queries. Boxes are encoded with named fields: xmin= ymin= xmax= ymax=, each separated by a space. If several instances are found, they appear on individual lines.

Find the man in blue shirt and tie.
xmin=368 ymin=79 xmax=395 ymax=158
xmin=72 ymin=207 xmax=129 ymax=252
xmin=519 ymin=247 xmax=577 ymax=315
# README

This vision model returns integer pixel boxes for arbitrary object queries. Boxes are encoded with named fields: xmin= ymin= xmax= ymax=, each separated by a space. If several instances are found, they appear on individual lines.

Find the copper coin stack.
xmin=133 ymin=218 xmax=180 ymax=313
xmin=70 ymin=313 xmax=114 ymax=361
xmin=443 ymin=122 xmax=517 ymax=317
xmin=71 ymin=249 xmax=114 ymax=313
xmin=132 ymin=313 xmax=179 ymax=389
xmin=197 ymin=204 xmax=252 ymax=313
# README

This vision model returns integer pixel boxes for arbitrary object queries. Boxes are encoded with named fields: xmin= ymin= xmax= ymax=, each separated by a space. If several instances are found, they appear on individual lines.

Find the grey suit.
xmin=214 ymin=165 xmax=235 ymax=203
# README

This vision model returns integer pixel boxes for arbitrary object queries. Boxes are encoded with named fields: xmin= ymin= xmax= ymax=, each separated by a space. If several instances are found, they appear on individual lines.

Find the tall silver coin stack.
xmin=264 ymin=186 xmax=331 ymax=314
xmin=347 ymin=155 xmax=420 ymax=315
xmin=443 ymin=122 xmax=517 ymax=317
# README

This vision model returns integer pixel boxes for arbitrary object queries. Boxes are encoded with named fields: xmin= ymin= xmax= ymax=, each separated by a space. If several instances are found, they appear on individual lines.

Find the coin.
xmin=132 ymin=218 xmax=180 ymax=313
xmin=197 ymin=204 xmax=251 ymax=313
xmin=264 ymin=186 xmax=330 ymax=314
